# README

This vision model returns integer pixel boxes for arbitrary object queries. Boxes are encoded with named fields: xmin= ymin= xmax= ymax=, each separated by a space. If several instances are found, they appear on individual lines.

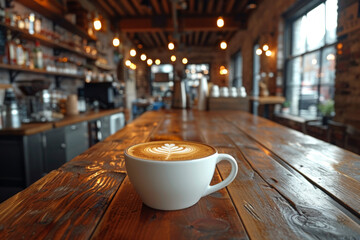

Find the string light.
xmin=125 ymin=60 xmax=131 ymax=66
xmin=265 ymin=50 xmax=272 ymax=56
xmin=130 ymin=49 xmax=136 ymax=57
xmin=147 ymin=59 xmax=153 ymax=66
xmin=256 ymin=48 xmax=262 ymax=55
xmin=112 ymin=37 xmax=120 ymax=47
xmin=182 ymin=57 xmax=188 ymax=64
xmin=219 ymin=65 xmax=228 ymax=75
xmin=220 ymin=41 xmax=227 ymax=50
xmin=130 ymin=63 xmax=137 ymax=70
xmin=171 ymin=55 xmax=176 ymax=62
xmin=168 ymin=42 xmax=175 ymax=50
xmin=262 ymin=44 xmax=269 ymax=51
xmin=217 ymin=16 xmax=224 ymax=28
xmin=140 ymin=54 xmax=147 ymax=61
xmin=93 ymin=13 xmax=102 ymax=31
xmin=155 ymin=59 xmax=161 ymax=65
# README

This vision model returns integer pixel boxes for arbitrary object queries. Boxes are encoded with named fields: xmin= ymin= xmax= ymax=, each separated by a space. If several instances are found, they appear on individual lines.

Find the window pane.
xmin=320 ymin=46 xmax=336 ymax=85
xmin=287 ymin=57 xmax=302 ymax=85
xmin=292 ymin=16 xmax=307 ymax=55
xmin=320 ymin=86 xmax=335 ymax=102
xmin=303 ymin=51 xmax=320 ymax=86
xmin=326 ymin=0 xmax=338 ymax=44
xmin=286 ymin=86 xmax=300 ymax=115
xmin=306 ymin=4 xmax=325 ymax=51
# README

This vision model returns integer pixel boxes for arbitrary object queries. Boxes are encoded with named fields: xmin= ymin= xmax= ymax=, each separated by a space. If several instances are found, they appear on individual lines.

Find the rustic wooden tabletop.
xmin=0 ymin=109 xmax=359 ymax=239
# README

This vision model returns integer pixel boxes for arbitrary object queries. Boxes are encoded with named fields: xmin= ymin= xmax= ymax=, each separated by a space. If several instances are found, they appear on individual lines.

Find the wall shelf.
xmin=0 ymin=63 xmax=85 ymax=82
xmin=0 ymin=23 xmax=97 ymax=61
xmin=15 ymin=0 xmax=97 ymax=42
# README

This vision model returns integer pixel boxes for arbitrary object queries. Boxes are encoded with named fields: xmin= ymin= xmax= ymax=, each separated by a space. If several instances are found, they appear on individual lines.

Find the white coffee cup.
xmin=125 ymin=141 xmax=238 ymax=210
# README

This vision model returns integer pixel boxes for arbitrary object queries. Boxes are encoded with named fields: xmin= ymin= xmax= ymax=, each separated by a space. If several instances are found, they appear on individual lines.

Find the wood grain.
xmin=223 ymin=111 xmax=360 ymax=216
xmin=0 ymin=110 xmax=164 ymax=239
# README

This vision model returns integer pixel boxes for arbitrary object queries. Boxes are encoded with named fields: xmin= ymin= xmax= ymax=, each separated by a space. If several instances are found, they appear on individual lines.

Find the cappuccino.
xmin=126 ymin=141 xmax=216 ymax=161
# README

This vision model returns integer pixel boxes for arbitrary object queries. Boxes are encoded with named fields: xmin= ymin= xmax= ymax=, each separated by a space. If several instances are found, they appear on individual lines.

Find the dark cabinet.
xmin=65 ymin=122 xmax=89 ymax=162
xmin=43 ymin=127 xmax=66 ymax=173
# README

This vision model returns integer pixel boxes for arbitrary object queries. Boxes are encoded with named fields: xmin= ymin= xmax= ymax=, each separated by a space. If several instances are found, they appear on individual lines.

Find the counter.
xmin=0 ymin=110 xmax=359 ymax=239
xmin=0 ymin=108 xmax=124 ymax=136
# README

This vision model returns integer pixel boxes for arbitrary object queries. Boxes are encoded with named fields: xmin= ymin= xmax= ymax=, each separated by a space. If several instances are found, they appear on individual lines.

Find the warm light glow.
xmin=93 ymin=19 xmax=102 ymax=31
xmin=125 ymin=60 xmax=131 ymax=66
xmin=155 ymin=59 xmax=161 ymax=65
xmin=219 ymin=66 xmax=228 ymax=75
xmin=171 ymin=55 xmax=176 ymax=62
xmin=182 ymin=57 xmax=188 ymax=64
xmin=140 ymin=54 xmax=147 ymax=61
xmin=217 ymin=17 xmax=224 ymax=28
xmin=168 ymin=42 xmax=175 ymax=50
xmin=147 ymin=59 xmax=153 ymax=66
xmin=112 ymin=37 xmax=120 ymax=47
xmin=265 ymin=50 xmax=272 ymax=56
xmin=256 ymin=48 xmax=262 ymax=55
xmin=337 ymin=43 xmax=343 ymax=49
xmin=327 ymin=53 xmax=335 ymax=61
xmin=130 ymin=63 xmax=137 ymax=70
xmin=130 ymin=49 xmax=137 ymax=57
xmin=220 ymin=41 xmax=227 ymax=50
xmin=262 ymin=44 xmax=269 ymax=51
xmin=29 ymin=13 xmax=35 ymax=22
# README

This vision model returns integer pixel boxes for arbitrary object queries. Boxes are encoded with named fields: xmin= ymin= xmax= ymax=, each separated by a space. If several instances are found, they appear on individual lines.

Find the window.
xmin=285 ymin=0 xmax=337 ymax=118
xmin=231 ymin=51 xmax=242 ymax=88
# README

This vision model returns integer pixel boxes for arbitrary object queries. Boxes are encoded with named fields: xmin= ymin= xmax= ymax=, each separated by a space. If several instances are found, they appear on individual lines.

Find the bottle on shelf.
xmin=6 ymin=30 xmax=16 ymax=65
xmin=15 ymin=38 xmax=24 ymax=66
xmin=33 ymin=40 xmax=43 ymax=69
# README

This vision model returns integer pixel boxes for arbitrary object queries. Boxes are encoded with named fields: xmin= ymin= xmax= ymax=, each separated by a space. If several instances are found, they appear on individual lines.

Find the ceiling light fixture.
xmin=262 ymin=44 xmax=269 ymax=51
xmin=256 ymin=48 xmax=262 ymax=55
xmin=182 ymin=57 xmax=188 ymax=64
xmin=217 ymin=16 xmax=224 ymax=28
xmin=168 ymin=42 xmax=175 ymax=50
xmin=155 ymin=59 xmax=161 ymax=65
xmin=171 ymin=55 xmax=176 ymax=62
xmin=220 ymin=41 xmax=227 ymax=50
xmin=125 ymin=60 xmax=131 ymax=66
xmin=147 ymin=59 xmax=153 ymax=66
xmin=112 ymin=37 xmax=120 ymax=47
xmin=140 ymin=54 xmax=147 ymax=61
xmin=93 ymin=13 xmax=102 ymax=31
xmin=130 ymin=49 xmax=137 ymax=57
xmin=265 ymin=50 xmax=272 ymax=56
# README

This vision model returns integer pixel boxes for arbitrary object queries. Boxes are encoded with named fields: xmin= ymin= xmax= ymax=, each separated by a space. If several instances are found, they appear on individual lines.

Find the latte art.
xmin=126 ymin=141 xmax=216 ymax=161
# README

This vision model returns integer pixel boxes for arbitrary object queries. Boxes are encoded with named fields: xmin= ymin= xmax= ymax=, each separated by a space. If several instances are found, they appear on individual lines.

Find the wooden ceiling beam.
xmin=206 ymin=0 xmax=215 ymax=14
xmin=215 ymin=0 xmax=224 ymax=14
xmin=150 ymin=0 xmax=162 ymax=14
xmin=117 ymin=16 xmax=244 ymax=32
xmin=151 ymin=32 xmax=162 ymax=47
xmin=96 ymin=0 xmax=115 ymax=17
xmin=197 ymin=0 xmax=204 ymax=13
xmin=121 ymin=0 xmax=137 ymax=16
xmin=226 ymin=0 xmax=236 ymax=14
xmin=107 ymin=0 xmax=126 ymax=15
xmin=189 ymin=0 xmax=195 ymax=13
xmin=161 ymin=0 xmax=170 ymax=14
xmin=194 ymin=31 xmax=200 ymax=45
xmin=131 ymin=0 xmax=146 ymax=15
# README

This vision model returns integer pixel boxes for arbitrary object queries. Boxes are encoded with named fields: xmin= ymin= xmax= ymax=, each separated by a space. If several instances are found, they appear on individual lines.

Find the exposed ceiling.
xmin=93 ymin=0 xmax=258 ymax=51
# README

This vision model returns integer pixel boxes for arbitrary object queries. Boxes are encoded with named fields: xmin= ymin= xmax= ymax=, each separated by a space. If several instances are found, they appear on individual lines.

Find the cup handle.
xmin=202 ymin=153 xmax=238 ymax=197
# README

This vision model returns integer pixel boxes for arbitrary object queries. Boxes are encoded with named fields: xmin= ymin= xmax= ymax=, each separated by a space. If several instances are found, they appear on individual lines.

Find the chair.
xmin=345 ymin=125 xmax=360 ymax=154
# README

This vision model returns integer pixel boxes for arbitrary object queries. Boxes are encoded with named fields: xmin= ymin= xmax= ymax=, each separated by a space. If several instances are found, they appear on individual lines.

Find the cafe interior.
xmin=0 ymin=0 xmax=360 ymax=239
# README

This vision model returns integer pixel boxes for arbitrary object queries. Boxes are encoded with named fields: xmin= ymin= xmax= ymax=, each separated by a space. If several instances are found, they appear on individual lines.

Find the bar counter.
xmin=0 ymin=109 xmax=359 ymax=239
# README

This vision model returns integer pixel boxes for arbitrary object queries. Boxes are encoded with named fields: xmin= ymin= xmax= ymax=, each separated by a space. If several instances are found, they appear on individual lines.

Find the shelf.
xmin=15 ymin=0 xmax=97 ymax=42
xmin=95 ymin=64 xmax=115 ymax=71
xmin=0 ymin=63 xmax=85 ymax=80
xmin=0 ymin=22 xmax=98 ymax=61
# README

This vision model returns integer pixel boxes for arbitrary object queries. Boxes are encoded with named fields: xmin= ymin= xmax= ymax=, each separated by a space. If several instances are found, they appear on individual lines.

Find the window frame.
xmin=283 ymin=0 xmax=337 ymax=118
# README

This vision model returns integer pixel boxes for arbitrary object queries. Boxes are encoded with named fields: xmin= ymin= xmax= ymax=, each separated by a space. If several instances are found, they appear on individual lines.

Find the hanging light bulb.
xmin=262 ymin=44 xmax=269 ymax=51
xmin=182 ymin=57 xmax=188 ymax=64
xmin=155 ymin=59 xmax=161 ymax=65
xmin=147 ymin=59 xmax=153 ymax=66
xmin=217 ymin=16 xmax=224 ymax=28
xmin=265 ymin=50 xmax=272 ymax=56
xmin=171 ymin=55 xmax=176 ymax=62
xmin=130 ymin=49 xmax=136 ymax=57
xmin=130 ymin=63 xmax=137 ymax=70
xmin=168 ymin=42 xmax=175 ymax=50
xmin=125 ymin=60 xmax=131 ymax=67
xmin=140 ymin=54 xmax=147 ymax=61
xmin=220 ymin=41 xmax=227 ymax=50
xmin=93 ymin=13 xmax=102 ymax=31
xmin=256 ymin=48 xmax=263 ymax=55
xmin=112 ymin=37 xmax=120 ymax=47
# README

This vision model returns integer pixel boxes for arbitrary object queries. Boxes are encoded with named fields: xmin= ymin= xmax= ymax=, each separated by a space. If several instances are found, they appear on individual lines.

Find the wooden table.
xmin=0 ymin=110 xmax=359 ymax=239
xmin=249 ymin=96 xmax=285 ymax=118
